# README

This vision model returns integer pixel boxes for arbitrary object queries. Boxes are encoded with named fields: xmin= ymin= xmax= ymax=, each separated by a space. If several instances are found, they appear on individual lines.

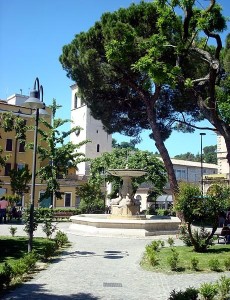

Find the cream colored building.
xmin=217 ymin=133 xmax=230 ymax=176
xmin=136 ymin=158 xmax=218 ymax=211
xmin=70 ymin=84 xmax=112 ymax=176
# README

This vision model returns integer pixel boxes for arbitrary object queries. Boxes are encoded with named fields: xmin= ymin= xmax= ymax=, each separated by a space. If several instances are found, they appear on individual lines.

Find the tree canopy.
xmin=60 ymin=0 xmax=228 ymax=197
xmin=174 ymin=145 xmax=217 ymax=164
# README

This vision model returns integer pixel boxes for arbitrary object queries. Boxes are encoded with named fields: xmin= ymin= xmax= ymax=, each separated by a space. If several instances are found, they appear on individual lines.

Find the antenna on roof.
xmin=20 ymin=89 xmax=22 ymax=95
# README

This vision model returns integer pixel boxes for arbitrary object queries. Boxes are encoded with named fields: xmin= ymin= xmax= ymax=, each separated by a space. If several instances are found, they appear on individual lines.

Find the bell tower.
xmin=70 ymin=84 xmax=112 ymax=176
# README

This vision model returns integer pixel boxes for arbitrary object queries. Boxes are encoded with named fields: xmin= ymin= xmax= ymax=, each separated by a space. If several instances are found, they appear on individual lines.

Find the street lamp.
xmin=25 ymin=77 xmax=49 ymax=252
xmin=200 ymin=133 xmax=206 ymax=196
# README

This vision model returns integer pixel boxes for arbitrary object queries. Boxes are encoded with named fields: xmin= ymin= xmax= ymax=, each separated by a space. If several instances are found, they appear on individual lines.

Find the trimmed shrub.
xmin=167 ymin=248 xmax=180 ymax=271
xmin=168 ymin=287 xmax=199 ymax=300
xmin=190 ymin=257 xmax=199 ymax=271
xmin=0 ymin=263 xmax=14 ymax=289
xmin=199 ymin=282 xmax=218 ymax=300
xmin=9 ymin=226 xmax=17 ymax=237
xmin=54 ymin=230 xmax=69 ymax=248
xmin=23 ymin=251 xmax=38 ymax=269
xmin=208 ymin=258 xmax=222 ymax=272
xmin=13 ymin=259 xmax=28 ymax=276
xmin=167 ymin=237 xmax=175 ymax=247
xmin=42 ymin=241 xmax=57 ymax=260
xmin=217 ymin=275 xmax=230 ymax=300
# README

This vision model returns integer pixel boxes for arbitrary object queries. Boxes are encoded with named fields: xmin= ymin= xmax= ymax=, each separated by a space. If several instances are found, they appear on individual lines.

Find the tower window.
xmin=74 ymin=93 xmax=78 ymax=109
xmin=6 ymin=139 xmax=13 ymax=151
xmin=97 ymin=144 xmax=100 ymax=153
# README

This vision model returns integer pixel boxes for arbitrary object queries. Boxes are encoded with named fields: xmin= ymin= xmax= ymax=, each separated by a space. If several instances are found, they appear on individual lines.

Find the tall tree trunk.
xmin=145 ymin=103 xmax=179 ymax=200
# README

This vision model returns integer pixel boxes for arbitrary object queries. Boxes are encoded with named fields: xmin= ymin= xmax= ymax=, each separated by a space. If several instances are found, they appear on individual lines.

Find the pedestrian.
xmin=0 ymin=196 xmax=9 ymax=223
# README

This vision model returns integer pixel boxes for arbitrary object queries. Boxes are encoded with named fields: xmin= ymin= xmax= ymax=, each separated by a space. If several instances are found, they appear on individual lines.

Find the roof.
xmin=157 ymin=157 xmax=218 ymax=169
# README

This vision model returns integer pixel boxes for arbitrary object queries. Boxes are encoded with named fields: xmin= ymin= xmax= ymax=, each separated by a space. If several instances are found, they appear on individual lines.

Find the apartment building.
xmin=0 ymin=93 xmax=86 ymax=208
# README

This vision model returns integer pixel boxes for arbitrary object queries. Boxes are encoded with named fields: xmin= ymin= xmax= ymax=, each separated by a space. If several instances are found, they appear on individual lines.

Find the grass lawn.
xmin=0 ymin=236 xmax=55 ymax=271
xmin=141 ymin=244 xmax=230 ymax=273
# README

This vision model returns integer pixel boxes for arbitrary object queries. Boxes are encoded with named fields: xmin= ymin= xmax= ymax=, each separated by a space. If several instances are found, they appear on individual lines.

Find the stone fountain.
xmin=70 ymin=167 xmax=181 ymax=237
xmin=108 ymin=168 xmax=146 ymax=218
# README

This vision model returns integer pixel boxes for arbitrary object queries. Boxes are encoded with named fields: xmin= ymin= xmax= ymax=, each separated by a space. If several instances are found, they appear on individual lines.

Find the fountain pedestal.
xmin=108 ymin=168 xmax=146 ymax=218
xmin=110 ymin=204 xmax=141 ymax=218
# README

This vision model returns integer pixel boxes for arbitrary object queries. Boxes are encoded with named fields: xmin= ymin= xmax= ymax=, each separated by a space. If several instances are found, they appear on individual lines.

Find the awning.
xmin=156 ymin=195 xmax=173 ymax=203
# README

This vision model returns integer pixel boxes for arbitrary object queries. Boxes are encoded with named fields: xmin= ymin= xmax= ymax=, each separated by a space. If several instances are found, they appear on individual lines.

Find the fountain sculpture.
xmin=70 ymin=166 xmax=181 ymax=237
xmin=108 ymin=168 xmax=146 ymax=218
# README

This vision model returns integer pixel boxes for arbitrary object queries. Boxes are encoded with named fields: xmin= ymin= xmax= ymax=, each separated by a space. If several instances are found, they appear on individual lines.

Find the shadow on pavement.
xmin=2 ymin=283 xmax=99 ymax=299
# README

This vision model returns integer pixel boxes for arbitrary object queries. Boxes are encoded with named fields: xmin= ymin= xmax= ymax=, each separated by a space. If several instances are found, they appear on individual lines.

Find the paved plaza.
xmin=0 ymin=222 xmax=229 ymax=300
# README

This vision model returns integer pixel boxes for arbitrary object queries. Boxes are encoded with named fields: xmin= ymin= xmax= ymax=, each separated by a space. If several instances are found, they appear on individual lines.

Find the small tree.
xmin=175 ymin=182 xmax=229 ymax=252
xmin=27 ymin=99 xmax=90 ymax=207
xmin=76 ymin=182 xmax=104 ymax=213
xmin=9 ymin=166 xmax=31 ymax=202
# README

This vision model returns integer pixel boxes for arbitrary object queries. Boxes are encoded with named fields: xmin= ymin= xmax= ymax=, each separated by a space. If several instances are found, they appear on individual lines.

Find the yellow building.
xmin=0 ymin=93 xmax=86 ymax=209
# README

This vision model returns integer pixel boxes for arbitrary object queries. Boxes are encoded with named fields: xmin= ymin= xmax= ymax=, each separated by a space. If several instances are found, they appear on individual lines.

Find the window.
xmin=74 ymin=93 xmax=78 ymax=108
xmin=4 ymin=163 xmax=11 ymax=176
xmin=17 ymin=163 xmax=25 ymax=170
xmin=76 ymin=196 xmax=81 ymax=207
xmin=175 ymin=169 xmax=186 ymax=180
xmin=19 ymin=141 xmax=25 ymax=152
xmin=6 ymin=139 xmax=12 ymax=151
xmin=65 ymin=193 xmax=71 ymax=207
xmin=97 ymin=144 xmax=100 ymax=153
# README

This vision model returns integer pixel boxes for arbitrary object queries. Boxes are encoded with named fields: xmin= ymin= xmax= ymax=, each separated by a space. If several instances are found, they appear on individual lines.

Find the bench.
xmin=217 ymin=234 xmax=227 ymax=244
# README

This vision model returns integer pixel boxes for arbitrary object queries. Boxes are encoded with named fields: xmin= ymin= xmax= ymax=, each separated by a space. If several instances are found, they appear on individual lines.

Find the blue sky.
xmin=0 ymin=0 xmax=229 ymax=157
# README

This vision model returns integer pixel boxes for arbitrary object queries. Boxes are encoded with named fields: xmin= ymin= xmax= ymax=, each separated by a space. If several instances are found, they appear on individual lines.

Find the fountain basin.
xmin=69 ymin=214 xmax=181 ymax=237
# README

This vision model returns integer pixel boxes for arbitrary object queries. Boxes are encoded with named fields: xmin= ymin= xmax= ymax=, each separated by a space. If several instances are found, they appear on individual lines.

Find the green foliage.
xmin=168 ymin=287 xmax=199 ymax=300
xmin=42 ymin=241 xmax=57 ymax=260
xmin=76 ymin=182 xmax=104 ymax=213
xmin=175 ymin=182 xmax=229 ymax=252
xmin=190 ymin=257 xmax=199 ymax=271
xmin=199 ymin=282 xmax=218 ymax=300
xmin=23 ymin=208 xmax=39 ymax=235
xmin=167 ymin=248 xmax=180 ymax=271
xmin=173 ymin=145 xmax=217 ymax=164
xmin=145 ymin=240 xmax=165 ymax=266
xmin=217 ymin=275 xmax=230 ymax=300
xmin=60 ymin=0 xmax=230 ymax=201
xmin=223 ymin=257 xmax=230 ymax=271
xmin=34 ymin=99 xmax=89 ymax=201
xmin=23 ymin=251 xmax=38 ymax=270
xmin=90 ymin=148 xmax=167 ymax=200
xmin=178 ymin=224 xmax=193 ymax=246
xmin=192 ymin=227 xmax=213 ymax=253
xmin=208 ymin=258 xmax=222 ymax=272
xmin=42 ymin=210 xmax=57 ymax=239
xmin=9 ymin=166 xmax=31 ymax=197
xmin=0 ymin=263 xmax=14 ymax=289
xmin=146 ymin=240 xmax=163 ymax=252
xmin=167 ymin=237 xmax=175 ymax=247
xmin=9 ymin=226 xmax=17 ymax=237
xmin=12 ymin=259 xmax=28 ymax=276
xmin=54 ymin=230 xmax=69 ymax=248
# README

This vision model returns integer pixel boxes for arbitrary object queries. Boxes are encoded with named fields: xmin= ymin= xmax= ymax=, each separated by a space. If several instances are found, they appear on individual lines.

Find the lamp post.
xmin=200 ymin=133 xmax=206 ymax=196
xmin=25 ymin=78 xmax=49 ymax=252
